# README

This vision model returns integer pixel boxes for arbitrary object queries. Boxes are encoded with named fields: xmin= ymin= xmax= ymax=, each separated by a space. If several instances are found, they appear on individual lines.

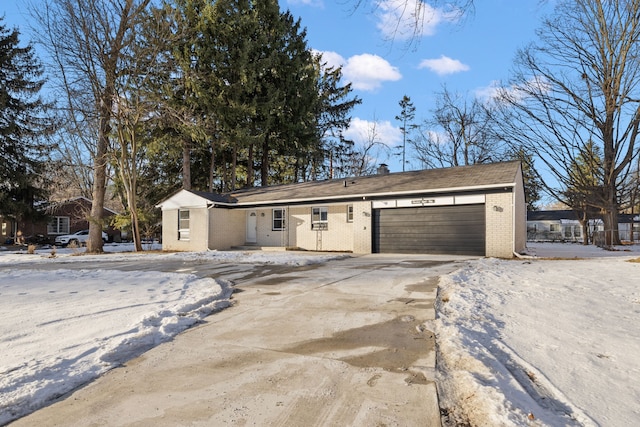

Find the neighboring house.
xmin=157 ymin=161 xmax=526 ymax=258
xmin=1 ymin=216 xmax=17 ymax=245
xmin=527 ymin=210 xmax=640 ymax=243
xmin=3 ymin=197 xmax=120 ymax=244
xmin=527 ymin=210 xmax=588 ymax=242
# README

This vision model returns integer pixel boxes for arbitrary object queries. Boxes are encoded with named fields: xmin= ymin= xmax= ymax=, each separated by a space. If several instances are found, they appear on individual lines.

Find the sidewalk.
xmin=11 ymin=255 xmax=461 ymax=426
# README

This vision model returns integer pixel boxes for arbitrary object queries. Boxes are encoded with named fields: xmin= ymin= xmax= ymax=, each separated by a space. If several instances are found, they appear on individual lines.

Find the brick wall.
xmin=161 ymin=207 xmax=209 ymax=252
xmin=210 ymin=209 xmax=245 ymax=249
xmin=485 ymin=192 xmax=515 ymax=258
xmin=289 ymin=204 xmax=354 ymax=252
xmin=352 ymin=201 xmax=372 ymax=253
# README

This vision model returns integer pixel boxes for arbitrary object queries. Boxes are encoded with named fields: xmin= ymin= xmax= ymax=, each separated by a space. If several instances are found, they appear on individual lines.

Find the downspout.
xmin=206 ymin=204 xmax=212 ymax=251
xmin=512 ymin=189 xmax=517 ymax=257
xmin=287 ymin=205 xmax=291 ymax=249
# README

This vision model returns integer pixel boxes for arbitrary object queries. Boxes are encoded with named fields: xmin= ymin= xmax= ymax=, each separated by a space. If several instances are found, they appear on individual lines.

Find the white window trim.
xmin=178 ymin=209 xmax=190 ymax=241
xmin=311 ymin=207 xmax=328 ymax=230
xmin=272 ymin=208 xmax=286 ymax=231
xmin=48 ymin=216 xmax=70 ymax=235
xmin=347 ymin=205 xmax=354 ymax=223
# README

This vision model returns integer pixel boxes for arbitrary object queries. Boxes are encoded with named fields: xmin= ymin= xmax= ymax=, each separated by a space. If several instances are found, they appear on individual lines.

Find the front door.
xmin=246 ymin=211 xmax=257 ymax=243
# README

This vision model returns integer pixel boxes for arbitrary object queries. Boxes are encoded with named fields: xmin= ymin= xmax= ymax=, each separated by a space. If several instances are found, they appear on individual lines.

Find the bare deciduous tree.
xmin=494 ymin=0 xmax=640 ymax=246
xmin=348 ymin=0 xmax=474 ymax=47
xmin=412 ymin=87 xmax=501 ymax=169
xmin=31 ymin=0 xmax=150 ymax=253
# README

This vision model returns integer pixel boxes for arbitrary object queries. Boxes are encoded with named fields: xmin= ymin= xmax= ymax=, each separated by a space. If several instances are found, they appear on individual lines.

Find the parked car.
xmin=54 ymin=230 xmax=108 ymax=247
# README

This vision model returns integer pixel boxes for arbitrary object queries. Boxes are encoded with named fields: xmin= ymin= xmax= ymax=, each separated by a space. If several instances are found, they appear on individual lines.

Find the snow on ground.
xmin=434 ymin=242 xmax=640 ymax=427
xmin=0 ymin=244 xmax=343 ymax=425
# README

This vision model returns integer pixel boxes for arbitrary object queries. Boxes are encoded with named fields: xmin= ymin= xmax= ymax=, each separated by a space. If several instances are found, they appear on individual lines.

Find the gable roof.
xmin=45 ymin=197 xmax=119 ymax=215
xmin=192 ymin=161 xmax=522 ymax=207
xmin=527 ymin=210 xmax=580 ymax=221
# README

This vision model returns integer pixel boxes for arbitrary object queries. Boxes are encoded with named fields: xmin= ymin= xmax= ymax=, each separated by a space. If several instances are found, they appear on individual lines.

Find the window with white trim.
xmin=273 ymin=208 xmax=286 ymax=230
xmin=550 ymin=223 xmax=560 ymax=232
xmin=47 ymin=216 xmax=70 ymax=235
xmin=178 ymin=209 xmax=190 ymax=240
xmin=311 ymin=207 xmax=328 ymax=230
xmin=347 ymin=205 xmax=353 ymax=222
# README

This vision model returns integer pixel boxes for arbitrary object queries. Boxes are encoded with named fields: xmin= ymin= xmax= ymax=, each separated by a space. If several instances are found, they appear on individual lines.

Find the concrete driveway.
xmin=10 ymin=253 xmax=471 ymax=427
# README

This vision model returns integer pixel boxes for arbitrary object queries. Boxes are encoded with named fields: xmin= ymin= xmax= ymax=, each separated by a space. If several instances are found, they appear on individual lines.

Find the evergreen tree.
xmin=563 ymin=141 xmax=603 ymax=244
xmin=509 ymin=148 xmax=543 ymax=212
xmin=0 ymin=18 xmax=53 ymax=223
xmin=395 ymin=95 xmax=416 ymax=172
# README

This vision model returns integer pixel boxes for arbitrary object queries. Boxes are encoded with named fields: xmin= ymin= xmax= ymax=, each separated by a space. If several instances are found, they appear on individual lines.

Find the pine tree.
xmin=395 ymin=95 xmax=416 ymax=172
xmin=0 ymin=18 xmax=53 ymax=223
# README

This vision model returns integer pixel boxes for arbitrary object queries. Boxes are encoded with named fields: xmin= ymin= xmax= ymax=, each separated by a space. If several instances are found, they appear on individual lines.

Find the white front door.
xmin=246 ymin=211 xmax=257 ymax=243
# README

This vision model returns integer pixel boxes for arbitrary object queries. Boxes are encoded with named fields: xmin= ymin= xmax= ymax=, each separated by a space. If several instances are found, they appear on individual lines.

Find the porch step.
xmin=230 ymin=245 xmax=289 ymax=252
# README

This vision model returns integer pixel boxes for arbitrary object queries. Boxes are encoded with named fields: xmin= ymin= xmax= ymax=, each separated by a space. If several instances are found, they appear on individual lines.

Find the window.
xmin=311 ymin=207 xmax=328 ymax=230
xmin=2 ymin=222 xmax=6 ymax=236
xmin=564 ymin=226 xmax=573 ymax=238
xmin=273 ymin=208 xmax=286 ymax=230
xmin=573 ymin=226 xmax=582 ymax=238
xmin=550 ymin=224 xmax=560 ymax=232
xmin=47 ymin=216 xmax=70 ymax=235
xmin=347 ymin=205 xmax=353 ymax=222
xmin=178 ymin=209 xmax=190 ymax=240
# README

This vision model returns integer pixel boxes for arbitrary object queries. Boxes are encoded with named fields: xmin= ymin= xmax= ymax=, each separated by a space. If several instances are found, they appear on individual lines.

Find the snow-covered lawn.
xmin=0 ymin=244 xmax=342 ymax=425
xmin=435 ymin=243 xmax=640 ymax=426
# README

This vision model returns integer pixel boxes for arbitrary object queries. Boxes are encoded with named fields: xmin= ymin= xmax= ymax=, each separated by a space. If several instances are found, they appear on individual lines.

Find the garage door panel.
xmin=373 ymin=204 xmax=485 ymax=255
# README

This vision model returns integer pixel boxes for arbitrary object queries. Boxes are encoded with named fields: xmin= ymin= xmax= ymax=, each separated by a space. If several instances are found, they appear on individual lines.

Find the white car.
xmin=54 ymin=230 xmax=108 ymax=247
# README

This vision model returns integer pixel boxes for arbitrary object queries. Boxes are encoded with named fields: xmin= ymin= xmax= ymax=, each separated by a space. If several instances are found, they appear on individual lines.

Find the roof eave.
xmin=211 ymin=182 xmax=517 ymax=208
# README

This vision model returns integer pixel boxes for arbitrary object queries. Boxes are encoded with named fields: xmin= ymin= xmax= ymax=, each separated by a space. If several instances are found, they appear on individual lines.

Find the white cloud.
xmin=474 ymin=80 xmax=501 ymax=101
xmin=315 ymin=50 xmax=345 ymax=70
xmin=343 ymin=117 xmax=402 ymax=147
xmin=343 ymin=54 xmax=402 ymax=91
xmin=476 ymin=76 xmax=552 ymax=105
xmin=418 ymin=55 xmax=469 ymax=76
xmin=376 ymin=0 xmax=460 ymax=41
xmin=316 ymin=51 xmax=402 ymax=92
xmin=287 ymin=0 xmax=323 ymax=7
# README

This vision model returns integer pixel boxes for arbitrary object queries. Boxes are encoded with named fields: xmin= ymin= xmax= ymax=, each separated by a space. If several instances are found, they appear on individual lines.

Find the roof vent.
xmin=377 ymin=164 xmax=390 ymax=175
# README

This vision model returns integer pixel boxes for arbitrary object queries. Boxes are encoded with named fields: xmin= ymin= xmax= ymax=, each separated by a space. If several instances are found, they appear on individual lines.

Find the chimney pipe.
xmin=377 ymin=164 xmax=390 ymax=175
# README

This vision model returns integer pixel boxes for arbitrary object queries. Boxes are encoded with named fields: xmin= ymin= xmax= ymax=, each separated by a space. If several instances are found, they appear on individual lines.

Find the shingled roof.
xmin=190 ymin=161 xmax=521 ymax=207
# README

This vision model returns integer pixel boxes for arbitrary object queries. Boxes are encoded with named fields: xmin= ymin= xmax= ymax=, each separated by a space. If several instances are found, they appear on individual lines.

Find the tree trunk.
xmin=130 ymin=201 xmax=142 ymax=252
xmin=603 ymin=209 xmax=621 ymax=246
xmin=579 ymin=210 xmax=589 ymax=245
xmin=208 ymin=139 xmax=216 ymax=192
xmin=261 ymin=134 xmax=269 ymax=187
xmin=86 ymin=106 xmax=111 ymax=253
xmin=231 ymin=142 xmax=237 ymax=190
xmin=247 ymin=143 xmax=254 ymax=187
xmin=182 ymin=137 xmax=191 ymax=190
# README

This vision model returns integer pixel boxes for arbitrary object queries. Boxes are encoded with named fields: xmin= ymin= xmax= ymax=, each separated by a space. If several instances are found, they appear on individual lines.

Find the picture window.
xmin=48 ymin=217 xmax=70 ymax=235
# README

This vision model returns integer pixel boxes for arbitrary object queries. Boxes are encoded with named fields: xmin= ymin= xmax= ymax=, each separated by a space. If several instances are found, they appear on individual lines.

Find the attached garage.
xmin=158 ymin=161 xmax=527 ymax=258
xmin=373 ymin=204 xmax=486 ymax=256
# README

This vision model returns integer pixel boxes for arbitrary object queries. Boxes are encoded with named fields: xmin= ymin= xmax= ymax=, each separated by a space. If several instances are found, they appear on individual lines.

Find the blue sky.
xmin=286 ymin=0 xmax=554 ymax=171
xmin=3 ymin=1 xmax=553 ymax=173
